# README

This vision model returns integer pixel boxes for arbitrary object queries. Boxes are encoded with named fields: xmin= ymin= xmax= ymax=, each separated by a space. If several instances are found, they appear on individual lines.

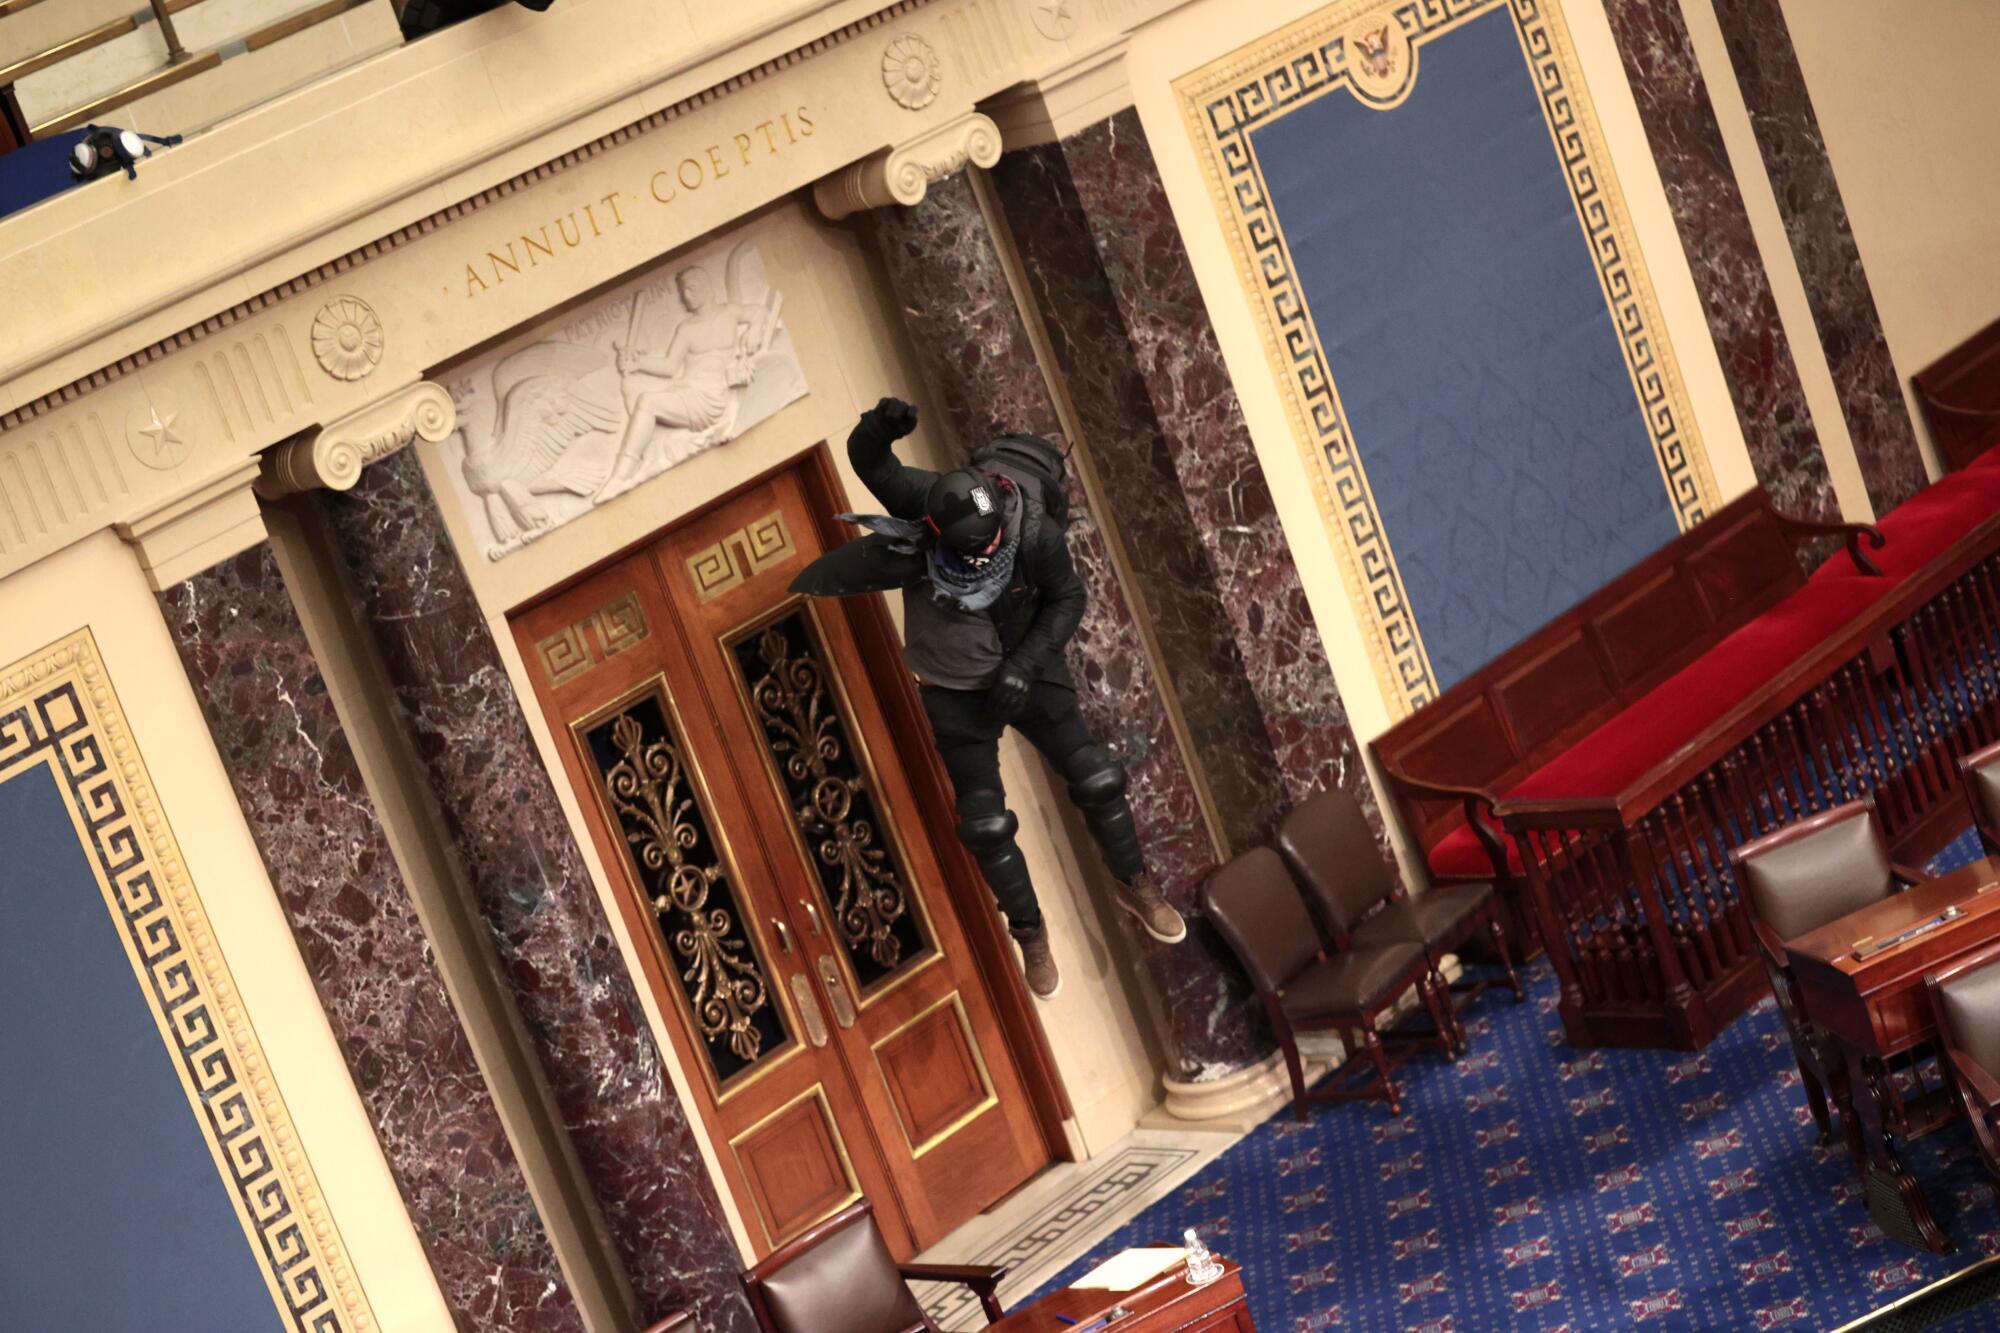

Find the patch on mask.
xmin=970 ymin=487 xmax=994 ymax=515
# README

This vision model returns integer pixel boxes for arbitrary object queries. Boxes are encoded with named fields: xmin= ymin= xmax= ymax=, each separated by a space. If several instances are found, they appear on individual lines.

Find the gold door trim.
xmin=725 ymin=1082 xmax=862 ymax=1248
xmin=720 ymin=596 xmax=943 ymax=1012
xmin=869 ymin=990 xmax=999 ymax=1160
xmin=569 ymin=673 xmax=804 ymax=1107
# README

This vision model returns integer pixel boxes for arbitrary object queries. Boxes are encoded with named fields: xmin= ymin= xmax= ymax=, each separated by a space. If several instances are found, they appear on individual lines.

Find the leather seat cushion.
xmin=1352 ymin=885 xmax=1492 ymax=951
xmin=1278 ymin=942 xmax=1425 ymax=1020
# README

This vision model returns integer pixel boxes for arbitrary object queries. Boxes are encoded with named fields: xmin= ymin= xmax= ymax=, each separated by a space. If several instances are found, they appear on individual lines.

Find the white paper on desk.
xmin=1072 ymin=1247 xmax=1187 ymax=1290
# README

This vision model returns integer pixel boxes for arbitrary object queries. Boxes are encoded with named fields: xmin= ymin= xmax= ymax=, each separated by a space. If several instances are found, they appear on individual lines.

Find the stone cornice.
xmin=0 ymin=0 xmax=933 ymax=433
xmin=257 ymin=381 xmax=457 ymax=498
xmin=987 ymin=36 xmax=1135 ymax=148
xmin=0 ymin=0 xmax=1185 ymax=586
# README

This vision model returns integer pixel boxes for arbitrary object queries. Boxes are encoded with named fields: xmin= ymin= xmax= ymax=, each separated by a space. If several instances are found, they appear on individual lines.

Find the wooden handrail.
xmin=0 ymin=13 xmax=134 ymax=86
xmin=30 ymin=48 xmax=216 ymax=136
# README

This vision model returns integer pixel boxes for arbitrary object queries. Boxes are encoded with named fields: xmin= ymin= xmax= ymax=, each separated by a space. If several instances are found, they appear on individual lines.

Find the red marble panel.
xmin=157 ymin=543 xmax=584 ymax=1333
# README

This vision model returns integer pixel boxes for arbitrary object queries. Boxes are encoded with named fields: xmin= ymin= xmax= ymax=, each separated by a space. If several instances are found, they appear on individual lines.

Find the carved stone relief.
xmin=439 ymin=241 xmax=808 ymax=560
xmin=881 ymin=34 xmax=943 ymax=109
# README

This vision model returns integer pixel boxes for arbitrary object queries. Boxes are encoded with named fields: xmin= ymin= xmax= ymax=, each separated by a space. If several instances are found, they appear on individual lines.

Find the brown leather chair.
xmin=1961 ymin=738 xmax=2000 ymax=857
xmin=1730 ymin=800 xmax=1926 ymax=1149
xmin=1201 ymin=845 xmax=1449 ymax=1120
xmin=1927 ymin=939 xmax=2000 ymax=1181
xmin=1276 ymin=786 xmax=1521 ymax=1053
xmin=642 ymin=1314 xmax=694 ymax=1333
xmin=739 ymin=1199 xmax=1005 ymax=1333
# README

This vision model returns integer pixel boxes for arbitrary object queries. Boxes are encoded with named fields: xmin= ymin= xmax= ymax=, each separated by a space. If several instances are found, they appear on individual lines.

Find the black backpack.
xmin=971 ymin=433 xmax=1071 ymax=531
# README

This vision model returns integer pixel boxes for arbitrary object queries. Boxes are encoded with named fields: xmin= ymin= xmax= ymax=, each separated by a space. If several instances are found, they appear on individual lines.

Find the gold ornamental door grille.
xmin=582 ymin=684 xmax=793 ymax=1090
xmin=728 ymin=605 xmax=934 ymax=997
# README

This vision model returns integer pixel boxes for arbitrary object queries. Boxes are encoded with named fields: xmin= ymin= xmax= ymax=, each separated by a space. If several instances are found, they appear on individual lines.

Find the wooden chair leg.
xmin=1364 ymin=1028 xmax=1401 ymax=1116
xmin=1797 ymin=1054 xmax=1834 ymax=1146
xmin=1419 ymin=971 xmax=1460 ymax=1059
xmin=1488 ymin=912 xmax=1523 ymax=1001
xmin=1281 ymin=1031 xmax=1310 ymax=1124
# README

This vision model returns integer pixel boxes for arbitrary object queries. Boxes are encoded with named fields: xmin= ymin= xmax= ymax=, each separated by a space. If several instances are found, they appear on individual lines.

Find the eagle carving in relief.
xmin=442 ymin=240 xmax=809 ymax=560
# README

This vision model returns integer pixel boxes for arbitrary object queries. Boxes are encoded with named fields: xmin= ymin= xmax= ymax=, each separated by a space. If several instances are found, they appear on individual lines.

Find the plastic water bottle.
xmin=1184 ymin=1226 xmax=1223 ymax=1285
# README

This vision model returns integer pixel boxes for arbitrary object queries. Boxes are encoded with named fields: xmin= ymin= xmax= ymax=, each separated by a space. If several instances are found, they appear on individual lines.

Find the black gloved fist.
xmin=870 ymin=397 xmax=919 ymax=440
xmin=988 ymin=660 xmax=1033 ymax=722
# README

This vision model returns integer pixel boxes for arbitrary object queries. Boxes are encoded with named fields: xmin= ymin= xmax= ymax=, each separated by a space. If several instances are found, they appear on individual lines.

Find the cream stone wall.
xmin=1779 ymin=0 xmax=2000 ymax=478
xmin=1123 ymin=0 xmax=1765 ymax=878
xmin=410 ymin=198 xmax=1161 ymax=1222
xmin=0 ymin=528 xmax=456 ymax=1333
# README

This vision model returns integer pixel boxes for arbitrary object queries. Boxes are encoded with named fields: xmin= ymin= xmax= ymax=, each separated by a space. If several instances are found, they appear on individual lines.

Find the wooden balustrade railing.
xmin=1500 ymin=518 xmax=2000 ymax=1049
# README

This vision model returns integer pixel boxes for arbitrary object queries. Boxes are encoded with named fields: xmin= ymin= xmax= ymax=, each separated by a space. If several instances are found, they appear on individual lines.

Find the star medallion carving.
xmin=1031 ymin=0 xmax=1079 ymax=40
xmin=127 ymin=402 xmax=193 ymax=470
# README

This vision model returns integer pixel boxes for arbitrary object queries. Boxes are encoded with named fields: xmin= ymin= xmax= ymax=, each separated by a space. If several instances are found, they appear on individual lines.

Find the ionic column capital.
xmin=814 ymin=112 xmax=1003 ymax=221
xmin=256 ymin=380 xmax=455 ymax=499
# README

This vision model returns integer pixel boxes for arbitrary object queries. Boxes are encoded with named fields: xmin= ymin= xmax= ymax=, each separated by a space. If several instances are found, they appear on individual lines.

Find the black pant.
xmin=922 ymin=679 xmax=1142 ymax=930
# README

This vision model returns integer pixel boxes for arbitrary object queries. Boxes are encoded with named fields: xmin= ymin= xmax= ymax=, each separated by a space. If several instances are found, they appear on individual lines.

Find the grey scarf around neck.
xmin=838 ymin=480 xmax=1023 ymax=613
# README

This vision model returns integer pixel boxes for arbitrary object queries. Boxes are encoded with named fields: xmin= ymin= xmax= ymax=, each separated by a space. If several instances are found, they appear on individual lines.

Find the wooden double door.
xmin=511 ymin=452 xmax=1049 ymax=1258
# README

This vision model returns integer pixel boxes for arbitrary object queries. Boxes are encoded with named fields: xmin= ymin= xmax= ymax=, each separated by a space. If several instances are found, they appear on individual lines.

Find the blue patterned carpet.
xmin=1023 ymin=830 xmax=2000 ymax=1331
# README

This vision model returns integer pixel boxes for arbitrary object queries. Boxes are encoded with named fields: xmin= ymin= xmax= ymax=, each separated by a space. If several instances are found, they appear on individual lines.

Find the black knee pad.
xmin=955 ymin=789 xmax=1020 ymax=851
xmin=1062 ymin=744 xmax=1128 ymax=810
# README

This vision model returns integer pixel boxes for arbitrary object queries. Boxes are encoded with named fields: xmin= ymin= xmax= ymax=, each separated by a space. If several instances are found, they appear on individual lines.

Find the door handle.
xmin=816 ymin=955 xmax=857 ymax=1029
xmin=771 ymin=917 xmax=793 ymax=955
xmin=802 ymin=898 xmax=825 ymax=938
xmin=789 ymin=974 xmax=828 ymax=1047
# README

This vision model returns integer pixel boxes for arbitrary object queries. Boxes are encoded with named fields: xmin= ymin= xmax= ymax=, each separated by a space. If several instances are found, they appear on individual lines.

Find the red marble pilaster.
xmin=991 ymin=112 xmax=1374 ymax=840
xmin=867 ymin=170 xmax=1270 ymax=1078
xmin=1709 ymin=0 xmax=1928 ymax=513
xmin=157 ymin=543 xmax=583 ymax=1333
xmin=1601 ymin=0 xmax=1839 ymax=524
xmin=317 ymin=450 xmax=753 ymax=1332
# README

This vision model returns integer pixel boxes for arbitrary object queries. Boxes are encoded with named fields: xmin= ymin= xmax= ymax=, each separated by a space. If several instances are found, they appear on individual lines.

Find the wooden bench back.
xmin=1373 ymin=488 xmax=1807 ymax=857
xmin=1915 ymin=314 xmax=2000 ymax=474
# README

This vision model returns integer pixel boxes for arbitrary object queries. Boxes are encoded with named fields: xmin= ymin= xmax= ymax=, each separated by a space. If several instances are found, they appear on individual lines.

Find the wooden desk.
xmin=988 ymin=1256 xmax=1253 ymax=1333
xmin=1787 ymin=858 xmax=2000 ymax=1252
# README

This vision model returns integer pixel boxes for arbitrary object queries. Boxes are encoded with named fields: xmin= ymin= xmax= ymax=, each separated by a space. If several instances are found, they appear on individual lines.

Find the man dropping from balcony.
xmin=791 ymin=397 xmax=1185 ymax=999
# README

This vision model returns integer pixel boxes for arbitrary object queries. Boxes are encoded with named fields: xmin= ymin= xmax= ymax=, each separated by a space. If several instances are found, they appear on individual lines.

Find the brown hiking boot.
xmin=1011 ymin=925 xmax=1062 ymax=1000
xmin=1113 ymin=872 xmax=1187 ymax=943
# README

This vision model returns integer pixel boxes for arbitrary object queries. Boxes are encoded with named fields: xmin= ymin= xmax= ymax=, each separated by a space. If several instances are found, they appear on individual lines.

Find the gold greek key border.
xmin=868 ymin=989 xmax=999 ymax=1160
xmin=0 ymin=629 xmax=376 ymax=1333
xmin=1175 ymin=0 xmax=1718 ymax=718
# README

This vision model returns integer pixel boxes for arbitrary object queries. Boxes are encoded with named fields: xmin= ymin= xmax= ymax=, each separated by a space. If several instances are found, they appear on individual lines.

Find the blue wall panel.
xmin=1251 ymin=7 xmax=1679 ymax=689
xmin=0 ymin=761 xmax=280 ymax=1329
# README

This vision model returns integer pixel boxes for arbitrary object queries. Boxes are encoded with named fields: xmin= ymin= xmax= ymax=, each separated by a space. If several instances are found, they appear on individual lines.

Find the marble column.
xmin=990 ymin=109 xmax=1374 ymax=840
xmin=316 ymin=449 xmax=752 ymax=1332
xmin=1602 ymin=0 xmax=1839 ymax=524
xmin=1708 ymin=0 xmax=1928 ymax=513
xmin=156 ymin=542 xmax=584 ymax=1333
xmin=867 ymin=170 xmax=1271 ymax=1080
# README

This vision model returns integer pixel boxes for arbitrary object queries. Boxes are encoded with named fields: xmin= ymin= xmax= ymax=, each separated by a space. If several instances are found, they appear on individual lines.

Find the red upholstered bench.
xmin=1374 ymin=486 xmax=1886 ymax=903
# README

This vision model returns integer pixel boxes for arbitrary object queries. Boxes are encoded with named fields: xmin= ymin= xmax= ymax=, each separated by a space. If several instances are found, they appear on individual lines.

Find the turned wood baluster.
xmin=1776 ymin=710 xmax=1831 ymax=815
xmin=1858 ymin=657 xmax=1929 ymax=815
xmin=1523 ymin=828 xmax=1589 ymax=1017
xmin=1900 ymin=620 xmax=1957 ymax=785
xmin=1696 ymin=771 xmax=1758 ymax=957
xmin=1815 ymin=675 xmax=1874 ymax=807
xmin=1747 ymin=730 xmax=1797 ymax=825
xmin=1670 ymin=791 xmax=1735 ymax=972
xmin=1618 ymin=822 xmax=1687 ymax=1011
xmin=1794 ymin=696 xmax=1853 ymax=806
xmin=1583 ymin=833 xmax=1639 ymax=1004
xmin=1966 ymin=562 xmax=2000 ymax=730
xmin=1648 ymin=812 xmax=1710 ymax=989
xmin=1881 ymin=647 xmax=1949 ymax=805
xmin=1918 ymin=603 xmax=1977 ymax=752
xmin=1565 ymin=830 xmax=1615 ymax=1006
xmin=1941 ymin=586 xmax=1996 ymax=747
xmin=1955 ymin=581 xmax=2000 ymax=730
xmin=1840 ymin=661 xmax=1904 ymax=827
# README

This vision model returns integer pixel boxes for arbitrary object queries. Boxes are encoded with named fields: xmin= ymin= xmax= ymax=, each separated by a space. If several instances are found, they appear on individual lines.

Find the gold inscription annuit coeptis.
xmin=462 ymin=105 xmax=819 ymax=299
